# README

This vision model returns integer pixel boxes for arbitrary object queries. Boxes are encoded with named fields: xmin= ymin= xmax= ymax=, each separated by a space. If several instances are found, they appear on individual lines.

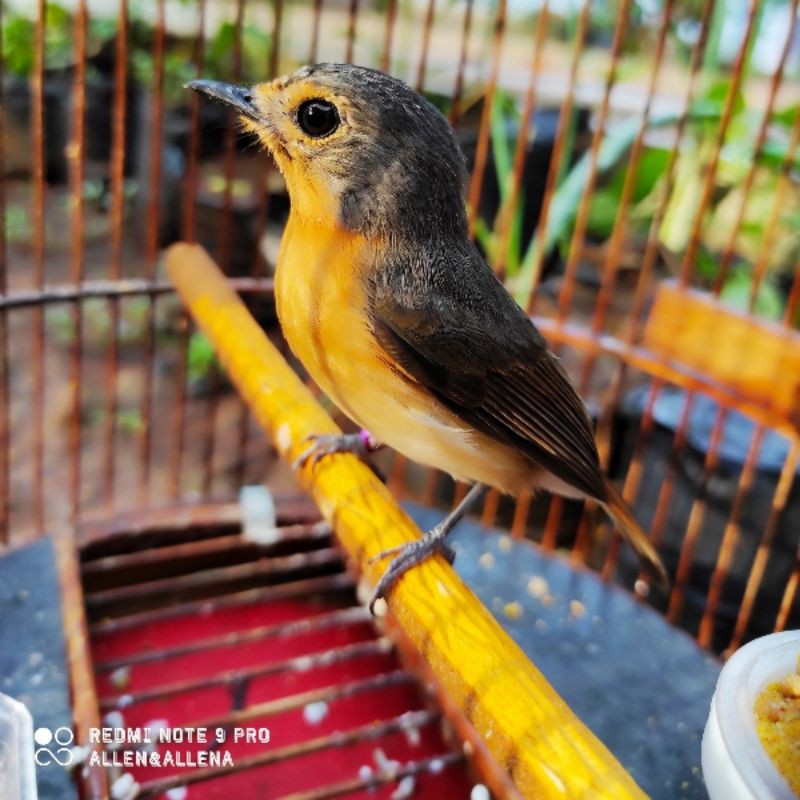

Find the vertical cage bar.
xmin=587 ymin=0 xmax=674 ymax=340
xmin=414 ymin=0 xmax=437 ymax=92
xmin=380 ymin=0 xmax=399 ymax=72
xmin=491 ymin=2 xmax=549 ymax=279
xmin=677 ymin=0 xmax=759 ymax=288
xmin=345 ymin=0 xmax=359 ymax=63
xmin=139 ymin=0 xmax=166 ymax=504
xmin=310 ymin=0 xmax=324 ymax=63
xmin=774 ymin=564 xmax=799 ymax=633
xmin=68 ymin=0 xmax=89 ymax=524
xmin=465 ymin=0 xmax=508 ymax=236
xmin=521 ymin=0 xmax=592 ymax=312
xmin=0 ymin=0 xmax=8 ymax=543
xmin=447 ymin=0 xmax=474 ymax=127
xmin=622 ymin=0 xmax=715 ymax=344
xmin=555 ymin=0 xmax=632 ymax=323
xmin=698 ymin=427 xmax=765 ymax=648
xmin=665 ymin=404 xmax=727 ymax=623
xmin=103 ymin=0 xmax=129 ymax=510
xmin=236 ymin=0 xmax=286 ymax=491
xmin=601 ymin=380 xmax=662 ymax=582
xmin=31 ymin=0 xmax=46 ymax=533
xmin=728 ymin=442 xmax=799 ymax=651
xmin=201 ymin=0 xmax=246 ymax=498
xmin=711 ymin=0 xmax=799 ymax=299
xmin=748 ymin=116 xmax=800 ymax=311
xmin=171 ymin=0 xmax=208 ymax=499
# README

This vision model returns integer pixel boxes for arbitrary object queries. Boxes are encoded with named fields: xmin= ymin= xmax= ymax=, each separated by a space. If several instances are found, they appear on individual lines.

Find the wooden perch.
xmin=165 ymin=242 xmax=647 ymax=800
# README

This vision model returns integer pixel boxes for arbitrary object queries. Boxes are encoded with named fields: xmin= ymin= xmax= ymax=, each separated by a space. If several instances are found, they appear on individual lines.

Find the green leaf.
xmin=586 ymin=187 xmax=620 ymax=239
xmin=187 ymin=332 xmax=218 ymax=380
xmin=772 ymin=104 xmax=800 ymax=129
xmin=720 ymin=268 xmax=785 ymax=320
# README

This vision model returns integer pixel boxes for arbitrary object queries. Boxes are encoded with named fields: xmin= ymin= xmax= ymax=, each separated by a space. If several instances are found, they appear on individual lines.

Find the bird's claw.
xmin=367 ymin=524 xmax=456 ymax=615
xmin=292 ymin=432 xmax=371 ymax=471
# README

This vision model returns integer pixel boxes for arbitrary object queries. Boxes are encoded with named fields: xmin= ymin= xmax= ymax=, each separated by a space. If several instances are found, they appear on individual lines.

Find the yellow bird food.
xmin=754 ymin=655 xmax=800 ymax=795
xmin=188 ymin=64 xmax=668 ymax=610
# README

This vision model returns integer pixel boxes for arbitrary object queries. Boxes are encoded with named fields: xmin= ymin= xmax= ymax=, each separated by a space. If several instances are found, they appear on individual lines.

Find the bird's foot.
xmin=367 ymin=523 xmax=455 ymax=614
xmin=292 ymin=430 xmax=382 ymax=470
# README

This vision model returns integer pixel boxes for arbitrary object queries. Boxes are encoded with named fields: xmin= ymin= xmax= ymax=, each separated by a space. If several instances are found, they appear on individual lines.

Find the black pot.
xmin=612 ymin=385 xmax=800 ymax=651
xmin=3 ymin=73 xmax=71 ymax=183
xmin=84 ymin=73 xmax=142 ymax=175
xmin=457 ymin=105 xmax=590 ymax=276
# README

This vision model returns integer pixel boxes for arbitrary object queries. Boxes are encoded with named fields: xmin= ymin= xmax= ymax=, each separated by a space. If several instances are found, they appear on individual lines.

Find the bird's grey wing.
xmin=368 ymin=250 xmax=607 ymax=500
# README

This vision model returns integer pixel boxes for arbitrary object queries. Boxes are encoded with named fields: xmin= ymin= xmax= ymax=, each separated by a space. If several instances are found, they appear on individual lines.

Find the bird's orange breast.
xmin=274 ymin=213 xmax=536 ymax=493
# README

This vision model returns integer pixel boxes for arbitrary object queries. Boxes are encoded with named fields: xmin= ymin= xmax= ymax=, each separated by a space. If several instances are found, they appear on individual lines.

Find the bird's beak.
xmin=185 ymin=80 xmax=261 ymax=122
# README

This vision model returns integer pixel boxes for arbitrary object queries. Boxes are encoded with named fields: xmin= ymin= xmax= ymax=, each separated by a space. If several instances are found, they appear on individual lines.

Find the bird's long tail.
xmin=602 ymin=478 xmax=669 ymax=590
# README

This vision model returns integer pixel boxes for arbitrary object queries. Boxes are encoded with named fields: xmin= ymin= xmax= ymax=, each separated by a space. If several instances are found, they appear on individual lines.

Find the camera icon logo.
xmin=33 ymin=726 xmax=74 ymax=767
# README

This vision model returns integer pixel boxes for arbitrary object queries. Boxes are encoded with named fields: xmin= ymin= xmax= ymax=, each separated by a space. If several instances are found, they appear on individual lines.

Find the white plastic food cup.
xmin=0 ymin=692 xmax=37 ymax=800
xmin=702 ymin=630 xmax=800 ymax=800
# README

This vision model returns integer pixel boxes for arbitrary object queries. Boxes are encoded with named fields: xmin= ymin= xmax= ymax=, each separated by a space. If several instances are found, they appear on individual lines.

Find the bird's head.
xmin=187 ymin=63 xmax=468 ymax=240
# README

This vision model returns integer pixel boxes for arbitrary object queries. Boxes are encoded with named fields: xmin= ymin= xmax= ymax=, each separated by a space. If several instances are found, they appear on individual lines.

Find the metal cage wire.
xmin=0 ymin=0 xmax=799 ymax=659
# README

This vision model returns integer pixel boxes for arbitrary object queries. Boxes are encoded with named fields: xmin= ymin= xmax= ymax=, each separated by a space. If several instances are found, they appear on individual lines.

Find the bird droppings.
xmin=103 ymin=710 xmax=125 ymax=729
xmin=117 ymin=694 xmax=134 ymax=709
xmin=428 ymin=757 xmax=445 ymax=774
xmin=373 ymin=747 xmax=401 ymax=778
xmin=503 ymin=601 xmax=523 ymax=620
xmin=110 ymin=772 xmax=139 ymax=800
xmin=498 ymin=535 xmax=513 ymax=552
xmin=358 ymin=764 xmax=373 ymax=782
xmin=404 ymin=723 xmax=421 ymax=747
xmin=68 ymin=745 xmax=91 ymax=769
xmin=527 ymin=575 xmax=549 ymax=599
xmin=293 ymin=656 xmax=314 ymax=672
xmin=391 ymin=775 xmax=416 ymax=799
xmin=109 ymin=666 xmax=131 ymax=690
xmin=569 ymin=600 xmax=586 ymax=619
xmin=470 ymin=784 xmax=490 ymax=800
xmin=478 ymin=552 xmax=495 ymax=569
xmin=303 ymin=700 xmax=329 ymax=725
xmin=275 ymin=423 xmax=293 ymax=455
xmin=165 ymin=788 xmax=188 ymax=800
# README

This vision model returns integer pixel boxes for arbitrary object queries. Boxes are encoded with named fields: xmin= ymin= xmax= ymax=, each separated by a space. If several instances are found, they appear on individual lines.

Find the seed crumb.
xmin=478 ymin=552 xmax=495 ymax=569
xmin=503 ymin=601 xmax=523 ymax=620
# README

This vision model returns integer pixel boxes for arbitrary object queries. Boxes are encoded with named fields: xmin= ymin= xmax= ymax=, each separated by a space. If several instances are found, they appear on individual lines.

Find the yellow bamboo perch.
xmin=165 ymin=242 xmax=647 ymax=800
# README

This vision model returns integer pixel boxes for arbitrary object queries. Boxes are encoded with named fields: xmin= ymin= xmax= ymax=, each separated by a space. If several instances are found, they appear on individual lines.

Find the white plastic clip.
xmin=240 ymin=486 xmax=279 ymax=545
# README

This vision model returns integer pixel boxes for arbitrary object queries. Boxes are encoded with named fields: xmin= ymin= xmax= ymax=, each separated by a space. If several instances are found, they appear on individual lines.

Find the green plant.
xmin=187 ymin=331 xmax=218 ymax=382
xmin=476 ymin=79 xmax=800 ymax=321
xmin=1 ymin=3 xmax=73 ymax=76
xmin=205 ymin=21 xmax=272 ymax=85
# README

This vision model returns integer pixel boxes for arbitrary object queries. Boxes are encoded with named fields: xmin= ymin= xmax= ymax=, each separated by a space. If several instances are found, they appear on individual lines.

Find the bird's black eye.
xmin=297 ymin=99 xmax=339 ymax=138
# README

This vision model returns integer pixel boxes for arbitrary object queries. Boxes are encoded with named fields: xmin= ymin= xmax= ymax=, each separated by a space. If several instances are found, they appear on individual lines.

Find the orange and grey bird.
xmin=188 ymin=64 xmax=668 ymax=610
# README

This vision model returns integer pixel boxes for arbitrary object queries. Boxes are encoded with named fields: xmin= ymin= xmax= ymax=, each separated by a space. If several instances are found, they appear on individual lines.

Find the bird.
xmin=187 ymin=64 xmax=668 ymax=612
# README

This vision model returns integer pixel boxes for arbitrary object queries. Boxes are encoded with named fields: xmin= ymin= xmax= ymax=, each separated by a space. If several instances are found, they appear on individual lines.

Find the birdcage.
xmin=1 ymin=0 xmax=799 ymax=797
